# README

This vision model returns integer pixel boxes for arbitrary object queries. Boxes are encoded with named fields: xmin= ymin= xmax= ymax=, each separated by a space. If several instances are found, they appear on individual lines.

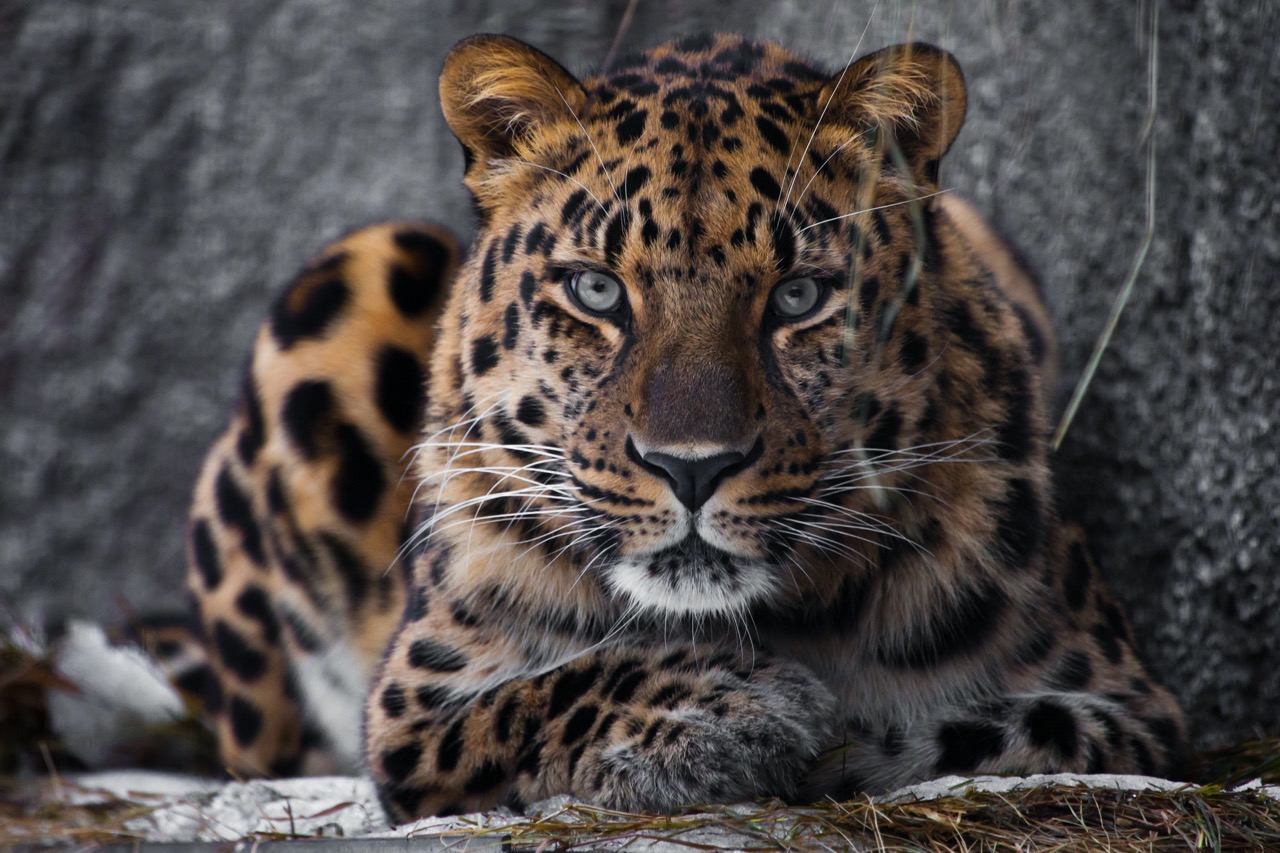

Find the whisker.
xmin=780 ymin=3 xmax=879 ymax=217
xmin=773 ymin=519 xmax=872 ymax=563
xmin=414 ymin=440 xmax=568 ymax=455
xmin=555 ymin=89 xmax=621 ymax=204
xmin=787 ymin=136 xmax=858 ymax=220
xmin=423 ymin=465 xmax=575 ymax=495
xmin=539 ymin=526 xmax=609 ymax=566
xmin=398 ymin=391 xmax=509 ymax=488
xmin=412 ymin=453 xmax=570 ymax=518
xmin=789 ymin=501 xmax=906 ymax=540
xmin=507 ymin=160 xmax=608 ymax=217
xmin=420 ymin=398 xmax=510 ymax=521
xmin=825 ymin=431 xmax=994 ymax=458
xmin=796 ymin=188 xmax=956 ymax=234
xmin=404 ymin=484 xmax=578 ymax=554
xmin=571 ymin=541 xmax=622 ymax=596
xmin=819 ymin=452 xmax=997 ymax=486
xmin=508 ymin=519 xmax=603 ymax=561
xmin=426 ymin=507 xmax=592 ymax=537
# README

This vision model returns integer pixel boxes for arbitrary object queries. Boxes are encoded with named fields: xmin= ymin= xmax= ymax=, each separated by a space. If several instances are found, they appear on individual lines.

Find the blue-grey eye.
xmin=770 ymin=277 xmax=823 ymax=319
xmin=568 ymin=270 xmax=625 ymax=315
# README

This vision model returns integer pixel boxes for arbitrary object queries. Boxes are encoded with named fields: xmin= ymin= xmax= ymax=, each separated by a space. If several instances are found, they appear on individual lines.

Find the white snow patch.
xmin=365 ymin=808 xmax=515 ymax=840
xmin=61 ymin=771 xmax=223 ymax=806
xmin=125 ymin=776 xmax=384 ymax=842
xmin=1229 ymin=777 xmax=1280 ymax=801
xmin=884 ymin=772 xmax=1191 ymax=802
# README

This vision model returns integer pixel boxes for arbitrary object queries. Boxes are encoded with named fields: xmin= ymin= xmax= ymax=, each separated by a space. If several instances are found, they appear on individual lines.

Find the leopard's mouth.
xmin=648 ymin=533 xmax=739 ymax=573
xmin=602 ymin=533 xmax=778 ymax=615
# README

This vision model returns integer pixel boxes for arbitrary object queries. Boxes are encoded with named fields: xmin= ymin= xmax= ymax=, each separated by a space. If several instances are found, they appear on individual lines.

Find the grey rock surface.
xmin=1 ymin=1 xmax=1276 ymax=748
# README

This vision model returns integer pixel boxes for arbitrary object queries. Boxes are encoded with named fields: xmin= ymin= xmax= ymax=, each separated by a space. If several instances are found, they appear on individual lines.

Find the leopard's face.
xmin=436 ymin=34 xmax=969 ymax=616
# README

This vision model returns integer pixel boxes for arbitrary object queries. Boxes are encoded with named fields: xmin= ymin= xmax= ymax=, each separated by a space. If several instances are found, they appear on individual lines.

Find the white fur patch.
xmin=291 ymin=642 xmax=367 ymax=773
xmin=49 ymin=620 xmax=186 ymax=767
xmin=606 ymin=550 xmax=776 ymax=616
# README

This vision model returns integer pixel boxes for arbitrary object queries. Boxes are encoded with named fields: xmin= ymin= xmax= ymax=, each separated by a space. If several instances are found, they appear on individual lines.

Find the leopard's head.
xmin=430 ymin=33 xmax=990 ymax=618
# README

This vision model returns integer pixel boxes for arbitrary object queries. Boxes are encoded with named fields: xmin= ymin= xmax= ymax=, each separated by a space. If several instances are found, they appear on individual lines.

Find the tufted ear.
xmin=439 ymin=34 xmax=588 ymax=182
xmin=819 ymin=43 xmax=966 ymax=184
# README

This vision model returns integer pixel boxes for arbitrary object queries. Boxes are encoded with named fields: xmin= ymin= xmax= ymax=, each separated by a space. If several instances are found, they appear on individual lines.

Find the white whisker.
xmin=780 ymin=3 xmax=879 ymax=217
xmin=796 ymin=188 xmax=956 ymax=234
xmin=556 ymin=89 xmax=621 ymax=204
xmin=508 ymin=160 xmax=608 ymax=217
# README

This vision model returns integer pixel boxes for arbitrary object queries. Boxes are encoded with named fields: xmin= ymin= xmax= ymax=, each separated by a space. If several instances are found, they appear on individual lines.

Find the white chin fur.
xmin=606 ymin=553 xmax=776 ymax=616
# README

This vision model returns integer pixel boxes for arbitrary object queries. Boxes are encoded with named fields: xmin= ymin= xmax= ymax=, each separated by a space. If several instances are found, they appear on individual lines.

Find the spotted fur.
xmin=187 ymin=222 xmax=458 ymax=775
xmin=186 ymin=34 xmax=1186 ymax=819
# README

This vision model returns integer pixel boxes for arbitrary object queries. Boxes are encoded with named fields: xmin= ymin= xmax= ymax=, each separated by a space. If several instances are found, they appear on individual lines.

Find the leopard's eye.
xmin=566 ymin=270 xmax=625 ymax=316
xmin=769 ymin=276 xmax=824 ymax=320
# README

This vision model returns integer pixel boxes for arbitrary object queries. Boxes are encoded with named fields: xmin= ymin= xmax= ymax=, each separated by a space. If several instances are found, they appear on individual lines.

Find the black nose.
xmin=627 ymin=438 xmax=755 ymax=512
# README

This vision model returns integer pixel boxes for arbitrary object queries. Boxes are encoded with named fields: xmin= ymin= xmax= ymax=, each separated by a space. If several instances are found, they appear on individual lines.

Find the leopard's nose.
xmin=626 ymin=437 xmax=761 ymax=512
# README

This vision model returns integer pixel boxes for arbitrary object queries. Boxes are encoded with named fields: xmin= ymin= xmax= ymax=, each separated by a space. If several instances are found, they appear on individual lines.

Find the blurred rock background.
xmin=0 ymin=1 xmax=1275 ymax=749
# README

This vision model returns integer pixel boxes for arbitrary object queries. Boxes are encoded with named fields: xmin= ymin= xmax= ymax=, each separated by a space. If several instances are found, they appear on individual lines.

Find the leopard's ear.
xmin=818 ymin=43 xmax=966 ymax=184
xmin=440 ymin=34 xmax=587 ymax=182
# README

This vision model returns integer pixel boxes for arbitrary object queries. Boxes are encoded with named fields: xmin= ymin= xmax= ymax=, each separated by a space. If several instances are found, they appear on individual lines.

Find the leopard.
xmin=184 ymin=32 xmax=1188 ymax=821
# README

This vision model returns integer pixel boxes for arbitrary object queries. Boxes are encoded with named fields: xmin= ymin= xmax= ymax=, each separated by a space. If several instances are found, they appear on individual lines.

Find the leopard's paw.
xmin=576 ymin=659 xmax=835 ymax=811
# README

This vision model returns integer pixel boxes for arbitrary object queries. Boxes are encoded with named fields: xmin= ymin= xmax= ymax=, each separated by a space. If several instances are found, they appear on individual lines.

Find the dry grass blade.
xmin=0 ymin=778 xmax=159 ymax=848
xmin=0 ymin=634 xmax=78 ymax=777
xmin=1052 ymin=2 xmax=1160 ymax=451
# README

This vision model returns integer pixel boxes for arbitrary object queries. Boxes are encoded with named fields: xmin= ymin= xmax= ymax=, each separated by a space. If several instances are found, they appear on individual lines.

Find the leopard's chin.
xmin=603 ymin=534 xmax=778 ymax=616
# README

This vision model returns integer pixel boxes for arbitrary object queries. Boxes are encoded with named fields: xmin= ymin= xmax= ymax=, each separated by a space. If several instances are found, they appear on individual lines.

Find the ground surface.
xmin=7 ymin=626 xmax=1280 ymax=850
xmin=11 ymin=771 xmax=1275 ymax=850
xmin=1 ymin=1 xmax=1276 ymax=750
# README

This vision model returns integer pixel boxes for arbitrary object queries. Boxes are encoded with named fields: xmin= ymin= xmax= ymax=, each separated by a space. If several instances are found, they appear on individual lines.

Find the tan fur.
xmin=441 ymin=35 xmax=588 ymax=176
xmin=187 ymin=222 xmax=457 ymax=776
xmin=939 ymin=192 xmax=1059 ymax=389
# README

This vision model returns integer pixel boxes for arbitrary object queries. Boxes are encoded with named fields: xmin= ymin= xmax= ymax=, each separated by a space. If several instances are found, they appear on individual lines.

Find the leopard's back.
xmin=938 ymin=193 xmax=1058 ymax=392
xmin=185 ymin=222 xmax=458 ymax=774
